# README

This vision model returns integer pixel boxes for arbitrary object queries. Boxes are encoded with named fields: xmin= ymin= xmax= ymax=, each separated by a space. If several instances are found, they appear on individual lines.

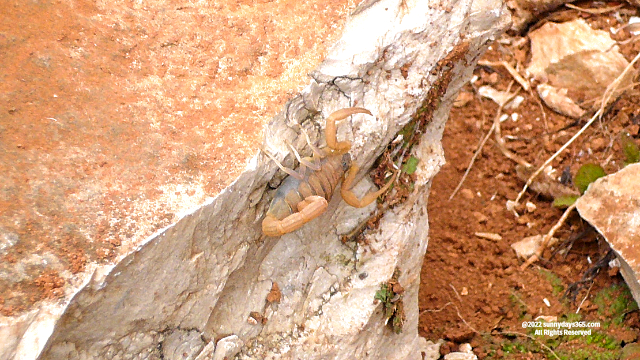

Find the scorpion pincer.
xmin=262 ymin=107 xmax=398 ymax=237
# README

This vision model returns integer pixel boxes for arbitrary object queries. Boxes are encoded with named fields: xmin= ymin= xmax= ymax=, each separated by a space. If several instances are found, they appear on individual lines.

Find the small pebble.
xmin=525 ymin=202 xmax=536 ymax=213
xmin=472 ymin=211 xmax=488 ymax=223
xmin=590 ymin=137 xmax=606 ymax=151
xmin=474 ymin=232 xmax=502 ymax=241
xmin=459 ymin=343 xmax=473 ymax=353
xmin=460 ymin=188 xmax=474 ymax=200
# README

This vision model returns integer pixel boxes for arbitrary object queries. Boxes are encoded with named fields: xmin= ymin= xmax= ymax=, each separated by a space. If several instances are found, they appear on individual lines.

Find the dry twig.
xmin=446 ymin=288 xmax=479 ymax=334
xmin=455 ymin=304 xmax=479 ymax=334
xmin=449 ymin=283 xmax=463 ymax=303
xmin=493 ymin=87 xmax=531 ymax=168
xmin=576 ymin=281 xmax=594 ymax=314
xmin=478 ymin=60 xmax=530 ymax=91
xmin=520 ymin=202 xmax=577 ymax=270
xmin=564 ymin=3 xmax=623 ymax=15
xmin=420 ymin=302 xmax=453 ymax=315
xmin=450 ymin=81 xmax=518 ymax=200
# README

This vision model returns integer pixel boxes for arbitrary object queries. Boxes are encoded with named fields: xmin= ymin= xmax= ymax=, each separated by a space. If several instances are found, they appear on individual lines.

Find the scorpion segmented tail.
xmin=262 ymin=153 xmax=351 ymax=236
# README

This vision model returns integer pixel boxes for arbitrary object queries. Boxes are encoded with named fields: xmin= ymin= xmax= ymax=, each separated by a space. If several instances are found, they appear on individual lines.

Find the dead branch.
xmin=520 ymin=202 xmax=577 ymax=270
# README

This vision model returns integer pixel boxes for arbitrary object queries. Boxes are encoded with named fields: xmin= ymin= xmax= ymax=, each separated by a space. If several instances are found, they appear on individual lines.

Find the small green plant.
xmin=539 ymin=268 xmax=565 ymax=296
xmin=584 ymin=331 xmax=619 ymax=350
xmin=620 ymin=131 xmax=640 ymax=165
xmin=553 ymin=130 xmax=637 ymax=208
xmin=509 ymin=291 xmax=528 ymax=319
xmin=574 ymin=163 xmax=606 ymax=194
xmin=501 ymin=340 xmax=527 ymax=354
xmin=553 ymin=163 xmax=606 ymax=207
xmin=552 ymin=194 xmax=580 ymax=208
xmin=560 ymin=312 xmax=582 ymax=323
xmin=593 ymin=284 xmax=638 ymax=326
xmin=555 ymin=345 xmax=620 ymax=360
xmin=401 ymin=155 xmax=420 ymax=174
xmin=374 ymin=270 xmax=405 ymax=334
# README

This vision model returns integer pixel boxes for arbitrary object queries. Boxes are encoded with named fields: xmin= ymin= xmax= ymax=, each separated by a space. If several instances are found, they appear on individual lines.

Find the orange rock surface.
xmin=0 ymin=0 xmax=355 ymax=315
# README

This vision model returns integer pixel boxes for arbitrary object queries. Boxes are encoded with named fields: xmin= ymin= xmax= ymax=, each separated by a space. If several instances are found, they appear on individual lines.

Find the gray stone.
xmin=576 ymin=163 xmax=640 ymax=308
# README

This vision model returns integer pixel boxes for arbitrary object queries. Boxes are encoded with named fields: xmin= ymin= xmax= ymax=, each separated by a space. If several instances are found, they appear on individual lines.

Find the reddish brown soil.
xmin=0 ymin=0 xmax=354 ymax=316
xmin=419 ymin=6 xmax=640 ymax=358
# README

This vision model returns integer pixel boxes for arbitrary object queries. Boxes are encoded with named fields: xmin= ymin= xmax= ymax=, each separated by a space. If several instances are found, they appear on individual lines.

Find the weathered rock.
xmin=576 ymin=163 xmax=640 ymax=307
xmin=527 ymin=19 xmax=633 ymax=117
xmin=508 ymin=0 xmax=640 ymax=32
xmin=444 ymin=352 xmax=478 ymax=360
xmin=1 ymin=0 xmax=510 ymax=359
xmin=535 ymin=83 xmax=585 ymax=119
xmin=511 ymin=235 xmax=543 ymax=260
xmin=506 ymin=0 xmax=569 ymax=32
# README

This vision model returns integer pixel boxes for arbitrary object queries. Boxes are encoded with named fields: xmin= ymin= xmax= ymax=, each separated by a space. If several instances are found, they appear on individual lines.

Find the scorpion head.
xmin=341 ymin=153 xmax=352 ymax=172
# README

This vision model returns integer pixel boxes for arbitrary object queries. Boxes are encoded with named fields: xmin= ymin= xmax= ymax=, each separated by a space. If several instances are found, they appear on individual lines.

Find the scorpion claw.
xmin=325 ymin=107 xmax=372 ymax=153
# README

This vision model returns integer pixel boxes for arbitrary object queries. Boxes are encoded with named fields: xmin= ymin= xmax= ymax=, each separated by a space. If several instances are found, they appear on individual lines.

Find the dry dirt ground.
xmin=419 ymin=4 xmax=640 ymax=359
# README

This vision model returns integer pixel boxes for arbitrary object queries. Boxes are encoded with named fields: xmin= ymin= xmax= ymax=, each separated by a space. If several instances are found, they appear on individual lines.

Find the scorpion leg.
xmin=299 ymin=126 xmax=324 ymax=159
xmin=262 ymin=195 xmax=328 ymax=236
xmin=340 ymin=164 xmax=398 ymax=208
xmin=261 ymin=147 xmax=304 ymax=180
xmin=286 ymin=140 xmax=321 ymax=171
xmin=325 ymin=107 xmax=372 ymax=153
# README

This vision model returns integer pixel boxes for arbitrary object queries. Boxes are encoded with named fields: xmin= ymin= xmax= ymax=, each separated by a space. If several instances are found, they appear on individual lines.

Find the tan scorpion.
xmin=262 ymin=107 xmax=398 ymax=237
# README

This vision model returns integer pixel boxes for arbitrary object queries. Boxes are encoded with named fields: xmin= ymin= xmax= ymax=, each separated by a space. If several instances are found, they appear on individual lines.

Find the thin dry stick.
xmin=450 ymin=81 xmax=517 ymax=200
xmin=449 ymin=123 xmax=496 ymax=200
xmin=498 ymin=331 xmax=561 ymax=360
xmin=520 ymin=202 xmax=577 ymax=270
xmin=579 ymin=82 xmax=640 ymax=108
xmin=576 ymin=281 xmax=595 ymax=314
xmin=528 ymin=86 xmax=549 ymax=131
xmin=494 ymin=88 xmax=531 ymax=167
xmin=449 ymin=283 xmax=463 ymax=303
xmin=617 ymin=35 xmax=640 ymax=46
xmin=478 ymin=60 xmax=530 ymax=91
xmin=446 ymin=291 xmax=479 ymax=334
xmin=513 ymin=51 xmax=640 ymax=207
xmin=565 ymin=2 xmax=623 ymax=14
xmin=420 ymin=301 xmax=453 ymax=315
xmin=444 ymin=301 xmax=480 ymax=334
xmin=514 ymin=111 xmax=600 ymax=206
xmin=455 ymin=305 xmax=480 ymax=334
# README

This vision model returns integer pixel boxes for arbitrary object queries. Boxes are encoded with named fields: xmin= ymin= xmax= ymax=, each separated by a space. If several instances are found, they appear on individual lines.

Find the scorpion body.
xmin=262 ymin=107 xmax=397 ymax=237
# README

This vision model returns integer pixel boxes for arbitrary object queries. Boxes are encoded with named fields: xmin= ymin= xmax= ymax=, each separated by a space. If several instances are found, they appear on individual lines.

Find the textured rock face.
xmin=576 ymin=163 xmax=640 ymax=308
xmin=2 ymin=0 xmax=510 ymax=359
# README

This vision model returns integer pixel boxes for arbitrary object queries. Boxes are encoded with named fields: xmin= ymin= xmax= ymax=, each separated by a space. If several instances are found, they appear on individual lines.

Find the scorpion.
xmin=262 ymin=107 xmax=398 ymax=237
